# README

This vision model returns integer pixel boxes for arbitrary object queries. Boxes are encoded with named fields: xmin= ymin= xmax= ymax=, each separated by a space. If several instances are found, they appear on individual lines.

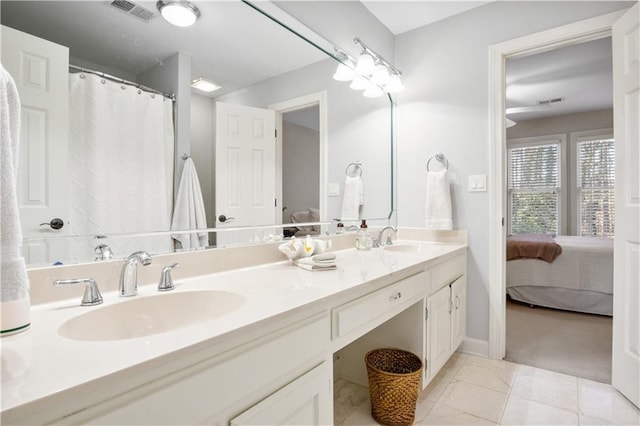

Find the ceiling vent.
xmin=107 ymin=0 xmax=156 ymax=23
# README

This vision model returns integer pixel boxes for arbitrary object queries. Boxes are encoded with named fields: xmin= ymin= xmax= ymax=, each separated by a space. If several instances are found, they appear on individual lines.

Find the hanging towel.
xmin=171 ymin=158 xmax=208 ymax=250
xmin=340 ymin=175 xmax=364 ymax=221
xmin=425 ymin=170 xmax=453 ymax=230
xmin=1 ymin=64 xmax=31 ymax=335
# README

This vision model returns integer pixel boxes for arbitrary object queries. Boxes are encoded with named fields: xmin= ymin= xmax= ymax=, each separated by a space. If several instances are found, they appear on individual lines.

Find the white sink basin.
xmin=58 ymin=290 xmax=245 ymax=341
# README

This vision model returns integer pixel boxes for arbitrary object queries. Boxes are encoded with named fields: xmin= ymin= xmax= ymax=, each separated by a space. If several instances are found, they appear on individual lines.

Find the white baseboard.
xmin=458 ymin=337 xmax=489 ymax=358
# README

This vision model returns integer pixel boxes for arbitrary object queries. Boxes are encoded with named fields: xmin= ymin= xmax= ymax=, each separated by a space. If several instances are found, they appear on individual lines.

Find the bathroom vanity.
xmin=0 ymin=231 xmax=467 ymax=425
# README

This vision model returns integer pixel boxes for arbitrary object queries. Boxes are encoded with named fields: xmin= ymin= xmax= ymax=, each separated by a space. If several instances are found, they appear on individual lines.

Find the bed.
xmin=506 ymin=235 xmax=614 ymax=316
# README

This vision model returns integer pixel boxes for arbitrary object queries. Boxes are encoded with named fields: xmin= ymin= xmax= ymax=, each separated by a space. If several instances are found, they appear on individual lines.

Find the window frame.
xmin=506 ymin=134 xmax=567 ymax=235
xmin=569 ymin=128 xmax=614 ymax=236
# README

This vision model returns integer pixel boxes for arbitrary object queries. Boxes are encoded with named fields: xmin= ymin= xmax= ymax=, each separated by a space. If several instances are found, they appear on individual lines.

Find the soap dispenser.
xmin=355 ymin=220 xmax=372 ymax=250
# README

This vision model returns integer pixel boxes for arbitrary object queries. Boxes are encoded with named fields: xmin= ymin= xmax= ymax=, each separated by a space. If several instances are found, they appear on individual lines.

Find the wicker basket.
xmin=365 ymin=348 xmax=423 ymax=426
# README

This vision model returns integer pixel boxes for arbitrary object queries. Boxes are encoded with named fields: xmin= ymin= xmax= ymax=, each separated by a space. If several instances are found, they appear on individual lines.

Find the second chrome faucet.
xmin=119 ymin=251 xmax=152 ymax=297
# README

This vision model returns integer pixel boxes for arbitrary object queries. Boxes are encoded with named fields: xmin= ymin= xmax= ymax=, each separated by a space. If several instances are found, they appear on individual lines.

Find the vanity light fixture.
xmin=156 ymin=0 xmax=200 ymax=27
xmin=332 ymin=38 xmax=403 ymax=97
xmin=191 ymin=77 xmax=220 ymax=93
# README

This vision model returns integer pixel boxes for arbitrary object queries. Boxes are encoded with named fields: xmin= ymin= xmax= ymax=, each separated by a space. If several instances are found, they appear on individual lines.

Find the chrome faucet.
xmin=119 ymin=251 xmax=151 ymax=297
xmin=378 ymin=226 xmax=397 ymax=246
xmin=95 ymin=244 xmax=114 ymax=261
xmin=54 ymin=277 xmax=103 ymax=306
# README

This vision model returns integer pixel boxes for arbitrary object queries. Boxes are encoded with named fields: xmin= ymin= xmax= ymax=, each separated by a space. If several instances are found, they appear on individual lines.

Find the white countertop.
xmin=1 ymin=241 xmax=465 ymax=418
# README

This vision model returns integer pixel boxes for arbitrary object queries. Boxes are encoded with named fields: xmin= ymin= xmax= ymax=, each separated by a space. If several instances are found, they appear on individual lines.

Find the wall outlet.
xmin=328 ymin=182 xmax=340 ymax=197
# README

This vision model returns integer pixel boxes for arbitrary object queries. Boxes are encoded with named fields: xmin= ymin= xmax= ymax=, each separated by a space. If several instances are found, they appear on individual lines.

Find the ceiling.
xmin=361 ymin=1 xmax=493 ymax=35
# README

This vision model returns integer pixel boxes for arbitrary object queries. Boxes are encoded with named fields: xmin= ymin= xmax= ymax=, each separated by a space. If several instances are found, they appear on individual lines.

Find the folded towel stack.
xmin=295 ymin=253 xmax=337 ymax=271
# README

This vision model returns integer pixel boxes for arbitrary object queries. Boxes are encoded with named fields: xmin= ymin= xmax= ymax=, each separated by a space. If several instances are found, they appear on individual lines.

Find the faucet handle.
xmin=54 ymin=277 xmax=103 ymax=306
xmin=158 ymin=263 xmax=179 ymax=292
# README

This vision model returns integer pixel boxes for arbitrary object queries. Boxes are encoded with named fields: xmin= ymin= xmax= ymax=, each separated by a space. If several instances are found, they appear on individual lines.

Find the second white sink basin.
xmin=59 ymin=290 xmax=245 ymax=341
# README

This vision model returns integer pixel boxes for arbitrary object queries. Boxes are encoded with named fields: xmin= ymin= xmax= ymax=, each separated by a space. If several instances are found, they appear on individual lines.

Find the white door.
xmin=612 ymin=3 xmax=640 ymax=408
xmin=1 ymin=25 xmax=69 ymax=264
xmin=215 ymin=102 xmax=276 ymax=245
xmin=427 ymin=285 xmax=452 ymax=379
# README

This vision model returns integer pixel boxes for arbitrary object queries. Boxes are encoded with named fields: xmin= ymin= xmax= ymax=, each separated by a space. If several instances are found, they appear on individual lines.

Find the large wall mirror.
xmin=1 ymin=0 xmax=394 ymax=268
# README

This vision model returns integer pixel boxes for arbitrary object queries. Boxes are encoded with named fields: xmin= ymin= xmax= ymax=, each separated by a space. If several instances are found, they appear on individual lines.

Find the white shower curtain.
xmin=68 ymin=73 xmax=174 ymax=260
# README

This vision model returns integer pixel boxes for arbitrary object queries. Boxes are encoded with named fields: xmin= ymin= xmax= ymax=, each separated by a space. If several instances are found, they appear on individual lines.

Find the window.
xmin=508 ymin=143 xmax=561 ymax=235
xmin=577 ymin=138 xmax=615 ymax=237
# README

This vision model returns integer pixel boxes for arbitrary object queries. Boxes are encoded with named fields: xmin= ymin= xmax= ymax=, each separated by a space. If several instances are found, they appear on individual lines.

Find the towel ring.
xmin=427 ymin=153 xmax=449 ymax=171
xmin=345 ymin=161 xmax=362 ymax=177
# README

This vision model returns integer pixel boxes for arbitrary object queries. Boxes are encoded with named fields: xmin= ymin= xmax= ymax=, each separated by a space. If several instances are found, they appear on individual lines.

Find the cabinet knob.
xmin=389 ymin=292 xmax=402 ymax=301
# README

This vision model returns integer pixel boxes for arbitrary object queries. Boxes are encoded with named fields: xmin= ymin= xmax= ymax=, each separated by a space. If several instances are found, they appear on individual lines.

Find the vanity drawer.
xmin=332 ymin=271 xmax=428 ymax=340
xmin=430 ymin=253 xmax=466 ymax=294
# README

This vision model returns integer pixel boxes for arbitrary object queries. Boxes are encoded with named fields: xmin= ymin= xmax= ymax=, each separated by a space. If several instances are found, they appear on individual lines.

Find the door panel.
xmin=612 ymin=3 xmax=640 ymax=408
xmin=1 ymin=25 xmax=69 ymax=265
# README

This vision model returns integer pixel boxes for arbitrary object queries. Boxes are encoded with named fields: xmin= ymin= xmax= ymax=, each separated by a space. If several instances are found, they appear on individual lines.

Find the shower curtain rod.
xmin=68 ymin=64 xmax=176 ymax=101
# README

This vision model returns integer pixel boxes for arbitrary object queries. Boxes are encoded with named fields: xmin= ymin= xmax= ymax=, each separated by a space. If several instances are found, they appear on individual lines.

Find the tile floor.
xmin=334 ymin=353 xmax=640 ymax=425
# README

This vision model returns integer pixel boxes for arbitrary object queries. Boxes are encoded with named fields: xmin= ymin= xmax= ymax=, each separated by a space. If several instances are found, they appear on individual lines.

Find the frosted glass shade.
xmin=384 ymin=74 xmax=404 ymax=93
xmin=371 ymin=64 xmax=390 ymax=86
xmin=363 ymin=84 xmax=384 ymax=98
xmin=333 ymin=63 xmax=355 ymax=82
xmin=355 ymin=53 xmax=375 ymax=76
xmin=350 ymin=75 xmax=370 ymax=90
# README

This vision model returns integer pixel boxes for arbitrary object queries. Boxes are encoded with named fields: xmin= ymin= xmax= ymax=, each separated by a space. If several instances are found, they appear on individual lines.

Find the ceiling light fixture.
xmin=156 ymin=1 xmax=200 ymax=27
xmin=191 ymin=77 xmax=220 ymax=93
xmin=332 ymin=38 xmax=403 ymax=98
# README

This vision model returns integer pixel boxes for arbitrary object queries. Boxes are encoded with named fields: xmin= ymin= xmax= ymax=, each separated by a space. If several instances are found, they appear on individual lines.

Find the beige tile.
xmin=516 ymin=364 xmax=578 ymax=386
xmin=421 ymin=362 xmax=460 ymax=402
xmin=465 ymin=355 xmax=520 ymax=373
xmin=578 ymin=378 xmax=640 ymax=425
xmin=445 ymin=351 xmax=469 ymax=371
xmin=416 ymin=402 xmax=498 ymax=425
xmin=334 ymin=378 xmax=370 ymax=425
xmin=501 ymin=395 xmax=578 ymax=425
xmin=438 ymin=380 xmax=508 ymax=423
xmin=455 ymin=362 xmax=516 ymax=393
xmin=578 ymin=413 xmax=618 ymax=425
xmin=511 ymin=374 xmax=578 ymax=413
xmin=414 ymin=397 xmax=436 ymax=423
xmin=339 ymin=399 xmax=377 ymax=426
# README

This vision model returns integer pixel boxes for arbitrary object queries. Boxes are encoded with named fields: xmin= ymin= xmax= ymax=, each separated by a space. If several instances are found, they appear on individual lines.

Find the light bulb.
xmin=355 ymin=52 xmax=375 ymax=76
xmin=333 ymin=63 xmax=355 ymax=82
xmin=371 ymin=64 xmax=390 ymax=86
xmin=384 ymin=74 xmax=404 ymax=93
xmin=350 ymin=75 xmax=370 ymax=90
xmin=363 ymin=84 xmax=384 ymax=98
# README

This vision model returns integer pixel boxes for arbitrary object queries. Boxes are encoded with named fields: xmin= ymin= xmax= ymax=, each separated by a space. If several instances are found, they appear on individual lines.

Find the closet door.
xmin=1 ymin=25 xmax=69 ymax=264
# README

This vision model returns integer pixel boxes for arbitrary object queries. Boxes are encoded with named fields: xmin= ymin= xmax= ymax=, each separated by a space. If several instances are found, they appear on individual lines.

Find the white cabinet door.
xmin=427 ymin=285 xmax=452 ymax=378
xmin=1 ymin=25 xmax=69 ymax=265
xmin=230 ymin=363 xmax=332 ymax=426
xmin=450 ymin=276 xmax=467 ymax=352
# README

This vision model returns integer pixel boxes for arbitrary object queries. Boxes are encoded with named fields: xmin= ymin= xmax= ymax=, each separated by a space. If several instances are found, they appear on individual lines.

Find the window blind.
xmin=508 ymin=143 xmax=560 ymax=234
xmin=577 ymin=138 xmax=615 ymax=237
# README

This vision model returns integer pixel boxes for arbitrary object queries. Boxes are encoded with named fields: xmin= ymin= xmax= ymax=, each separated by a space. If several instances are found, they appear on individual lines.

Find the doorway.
xmin=270 ymin=91 xmax=328 ymax=231
xmin=502 ymin=37 xmax=614 ymax=382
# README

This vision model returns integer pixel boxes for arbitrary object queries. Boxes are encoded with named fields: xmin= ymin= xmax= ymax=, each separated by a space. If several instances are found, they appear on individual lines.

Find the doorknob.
xmin=40 ymin=218 xmax=64 ymax=230
xmin=218 ymin=215 xmax=235 ymax=223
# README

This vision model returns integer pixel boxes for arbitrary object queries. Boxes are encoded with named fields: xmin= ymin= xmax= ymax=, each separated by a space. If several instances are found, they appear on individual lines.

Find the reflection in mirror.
xmin=0 ymin=0 xmax=394 ymax=267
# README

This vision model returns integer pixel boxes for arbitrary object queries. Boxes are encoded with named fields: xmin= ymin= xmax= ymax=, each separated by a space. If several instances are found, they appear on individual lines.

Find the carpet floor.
xmin=505 ymin=298 xmax=612 ymax=383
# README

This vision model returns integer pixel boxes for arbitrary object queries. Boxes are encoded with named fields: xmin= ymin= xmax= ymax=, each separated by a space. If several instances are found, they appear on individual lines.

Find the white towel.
xmin=171 ymin=158 xmax=208 ymax=250
xmin=1 ymin=63 xmax=31 ymax=334
xmin=425 ymin=170 xmax=453 ymax=230
xmin=295 ymin=254 xmax=337 ymax=271
xmin=340 ymin=175 xmax=364 ymax=221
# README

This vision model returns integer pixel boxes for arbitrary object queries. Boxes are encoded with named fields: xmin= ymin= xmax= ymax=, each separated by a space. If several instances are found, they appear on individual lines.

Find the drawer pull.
xmin=389 ymin=292 xmax=402 ymax=301
xmin=455 ymin=295 xmax=460 ymax=309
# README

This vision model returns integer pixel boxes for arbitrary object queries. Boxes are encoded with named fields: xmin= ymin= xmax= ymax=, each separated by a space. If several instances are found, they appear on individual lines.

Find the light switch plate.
xmin=328 ymin=182 xmax=340 ymax=196
xmin=468 ymin=175 xmax=487 ymax=192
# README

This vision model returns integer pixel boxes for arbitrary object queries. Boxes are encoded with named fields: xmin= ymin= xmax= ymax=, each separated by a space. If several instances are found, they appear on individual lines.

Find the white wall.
xmin=283 ymin=120 xmax=320 ymax=223
xmin=394 ymin=1 xmax=633 ymax=343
